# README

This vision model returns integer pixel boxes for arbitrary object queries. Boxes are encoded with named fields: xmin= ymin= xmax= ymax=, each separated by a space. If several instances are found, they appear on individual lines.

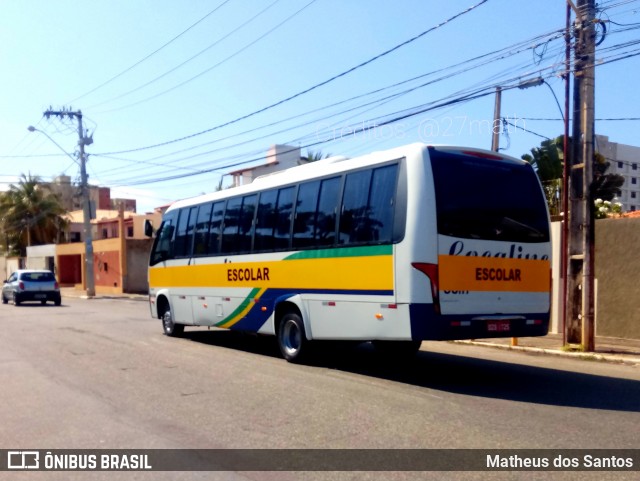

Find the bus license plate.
xmin=487 ymin=320 xmax=510 ymax=332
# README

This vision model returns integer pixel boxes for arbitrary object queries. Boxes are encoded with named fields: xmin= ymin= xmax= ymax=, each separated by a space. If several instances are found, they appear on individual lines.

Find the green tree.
xmin=522 ymin=136 xmax=564 ymax=215
xmin=302 ymin=149 xmax=332 ymax=162
xmin=0 ymin=173 xmax=68 ymax=256
xmin=522 ymin=136 xmax=625 ymax=214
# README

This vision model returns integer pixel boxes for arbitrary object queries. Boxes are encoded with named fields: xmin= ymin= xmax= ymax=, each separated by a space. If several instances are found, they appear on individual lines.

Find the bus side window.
xmin=368 ymin=164 xmax=398 ymax=243
xmin=255 ymin=189 xmax=278 ymax=252
xmin=149 ymin=212 xmax=177 ymax=265
xmin=293 ymin=181 xmax=320 ymax=249
xmin=340 ymin=170 xmax=373 ymax=244
xmin=274 ymin=186 xmax=294 ymax=250
xmin=174 ymin=206 xmax=198 ymax=258
xmin=209 ymin=201 xmax=225 ymax=255
xmin=221 ymin=197 xmax=242 ymax=254
xmin=193 ymin=202 xmax=213 ymax=256
xmin=315 ymin=176 xmax=341 ymax=246
xmin=238 ymin=194 xmax=257 ymax=253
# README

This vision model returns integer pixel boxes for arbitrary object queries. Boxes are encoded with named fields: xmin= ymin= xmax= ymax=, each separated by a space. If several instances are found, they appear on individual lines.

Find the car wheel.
xmin=277 ymin=311 xmax=310 ymax=363
xmin=161 ymin=306 xmax=184 ymax=337
xmin=54 ymin=297 xmax=61 ymax=306
xmin=41 ymin=300 xmax=47 ymax=305
xmin=1 ymin=294 xmax=7 ymax=305
xmin=13 ymin=293 xmax=21 ymax=306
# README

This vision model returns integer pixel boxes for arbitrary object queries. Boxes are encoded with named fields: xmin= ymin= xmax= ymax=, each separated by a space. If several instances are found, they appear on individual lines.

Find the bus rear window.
xmin=430 ymin=149 xmax=550 ymax=243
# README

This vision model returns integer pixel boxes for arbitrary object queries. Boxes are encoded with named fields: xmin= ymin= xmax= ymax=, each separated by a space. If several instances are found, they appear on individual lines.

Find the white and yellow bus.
xmin=148 ymin=143 xmax=551 ymax=362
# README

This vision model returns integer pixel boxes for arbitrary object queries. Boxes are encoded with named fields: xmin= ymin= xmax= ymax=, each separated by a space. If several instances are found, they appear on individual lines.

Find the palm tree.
xmin=301 ymin=149 xmax=332 ymax=163
xmin=0 ymin=173 xmax=68 ymax=256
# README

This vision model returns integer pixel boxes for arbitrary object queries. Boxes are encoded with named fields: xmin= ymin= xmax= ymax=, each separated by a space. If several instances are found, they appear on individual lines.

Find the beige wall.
xmin=594 ymin=217 xmax=640 ymax=339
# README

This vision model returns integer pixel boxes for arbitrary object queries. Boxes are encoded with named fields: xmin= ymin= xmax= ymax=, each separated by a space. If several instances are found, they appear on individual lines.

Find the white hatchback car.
xmin=2 ymin=270 xmax=61 ymax=306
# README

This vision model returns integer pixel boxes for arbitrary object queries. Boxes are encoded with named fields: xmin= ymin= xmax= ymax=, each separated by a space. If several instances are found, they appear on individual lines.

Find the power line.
xmin=67 ymin=0 xmax=234 ymax=104
xmin=95 ymin=0 xmax=320 ymax=114
xmin=86 ymin=0 xmax=282 ymax=110
xmin=96 ymin=0 xmax=491 ymax=155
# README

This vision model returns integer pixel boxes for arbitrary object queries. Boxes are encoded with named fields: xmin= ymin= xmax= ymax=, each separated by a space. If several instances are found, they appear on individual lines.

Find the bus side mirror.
xmin=144 ymin=219 xmax=154 ymax=237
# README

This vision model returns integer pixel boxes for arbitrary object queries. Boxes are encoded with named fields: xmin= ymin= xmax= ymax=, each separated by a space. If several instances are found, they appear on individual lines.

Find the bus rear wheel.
xmin=161 ymin=306 xmax=184 ymax=337
xmin=277 ymin=311 xmax=309 ymax=363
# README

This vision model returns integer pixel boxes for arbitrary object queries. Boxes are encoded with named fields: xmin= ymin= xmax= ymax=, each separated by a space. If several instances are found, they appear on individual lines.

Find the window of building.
xmin=632 ymin=177 xmax=637 ymax=185
xmin=633 ymin=163 xmax=638 ymax=171
xmin=618 ymin=161 xmax=624 ymax=169
xmin=631 ymin=192 xmax=636 ymax=199
xmin=127 ymin=226 xmax=134 ymax=237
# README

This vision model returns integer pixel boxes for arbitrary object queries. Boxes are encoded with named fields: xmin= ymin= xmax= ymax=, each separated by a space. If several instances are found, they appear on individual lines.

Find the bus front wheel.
xmin=277 ymin=311 xmax=309 ymax=363
xmin=161 ymin=305 xmax=184 ymax=337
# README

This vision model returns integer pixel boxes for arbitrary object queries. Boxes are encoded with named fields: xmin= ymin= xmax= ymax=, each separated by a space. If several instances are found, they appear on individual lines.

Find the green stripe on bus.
xmin=284 ymin=244 xmax=392 ymax=260
xmin=214 ymin=287 xmax=262 ymax=327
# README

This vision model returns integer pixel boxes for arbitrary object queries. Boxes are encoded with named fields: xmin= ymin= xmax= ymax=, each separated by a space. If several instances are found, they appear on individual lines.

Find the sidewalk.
xmin=60 ymin=287 xmax=147 ymax=302
xmin=456 ymin=333 xmax=640 ymax=366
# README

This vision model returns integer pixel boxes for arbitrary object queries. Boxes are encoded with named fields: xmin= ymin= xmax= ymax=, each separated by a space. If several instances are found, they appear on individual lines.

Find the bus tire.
xmin=277 ymin=311 xmax=309 ymax=363
xmin=161 ymin=305 xmax=184 ymax=337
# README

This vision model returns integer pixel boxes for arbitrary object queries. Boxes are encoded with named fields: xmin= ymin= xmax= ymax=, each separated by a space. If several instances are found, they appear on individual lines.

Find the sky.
xmin=1 ymin=0 xmax=639 ymax=213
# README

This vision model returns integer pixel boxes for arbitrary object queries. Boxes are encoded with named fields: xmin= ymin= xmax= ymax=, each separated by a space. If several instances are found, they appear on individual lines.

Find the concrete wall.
xmin=125 ymin=239 xmax=153 ymax=294
xmin=594 ymin=217 xmax=640 ymax=339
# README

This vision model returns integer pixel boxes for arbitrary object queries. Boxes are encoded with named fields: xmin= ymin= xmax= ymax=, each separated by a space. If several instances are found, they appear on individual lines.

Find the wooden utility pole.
xmin=566 ymin=0 xmax=596 ymax=351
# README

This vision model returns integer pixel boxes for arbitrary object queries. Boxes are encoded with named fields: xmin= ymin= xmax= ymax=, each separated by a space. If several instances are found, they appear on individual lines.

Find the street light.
xmin=27 ymin=125 xmax=96 ymax=298
xmin=27 ymin=126 xmax=78 ymax=164
xmin=491 ymin=77 xmax=553 ymax=152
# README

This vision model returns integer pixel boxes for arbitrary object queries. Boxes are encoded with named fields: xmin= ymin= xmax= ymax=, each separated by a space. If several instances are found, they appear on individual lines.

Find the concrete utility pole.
xmin=566 ymin=0 xmax=596 ymax=351
xmin=491 ymin=86 xmax=502 ymax=152
xmin=44 ymin=108 xmax=96 ymax=298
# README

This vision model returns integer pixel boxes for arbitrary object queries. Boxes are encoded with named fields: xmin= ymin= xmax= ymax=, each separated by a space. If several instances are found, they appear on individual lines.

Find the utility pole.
xmin=566 ymin=0 xmax=596 ymax=351
xmin=44 ymin=108 xmax=96 ymax=298
xmin=491 ymin=87 xmax=502 ymax=152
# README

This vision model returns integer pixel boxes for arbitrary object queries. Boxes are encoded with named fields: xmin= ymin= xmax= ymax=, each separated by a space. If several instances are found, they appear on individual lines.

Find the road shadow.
xmin=182 ymin=329 xmax=640 ymax=413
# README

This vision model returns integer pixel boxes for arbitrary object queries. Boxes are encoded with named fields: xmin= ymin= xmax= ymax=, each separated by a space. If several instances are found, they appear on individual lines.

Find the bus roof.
xmin=166 ymin=143 xmax=527 ymax=212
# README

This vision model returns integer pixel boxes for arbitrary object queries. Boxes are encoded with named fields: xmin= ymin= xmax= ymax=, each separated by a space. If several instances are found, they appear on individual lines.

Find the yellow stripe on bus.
xmin=438 ymin=255 xmax=550 ymax=293
xmin=149 ymin=255 xmax=394 ymax=292
xmin=217 ymin=287 xmax=267 ymax=329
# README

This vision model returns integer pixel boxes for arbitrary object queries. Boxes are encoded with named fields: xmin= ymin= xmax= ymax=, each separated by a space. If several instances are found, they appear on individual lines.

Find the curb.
xmin=455 ymin=340 xmax=640 ymax=366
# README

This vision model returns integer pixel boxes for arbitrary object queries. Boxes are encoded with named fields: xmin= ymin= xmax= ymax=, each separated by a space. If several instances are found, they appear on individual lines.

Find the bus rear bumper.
xmin=409 ymin=304 xmax=550 ymax=341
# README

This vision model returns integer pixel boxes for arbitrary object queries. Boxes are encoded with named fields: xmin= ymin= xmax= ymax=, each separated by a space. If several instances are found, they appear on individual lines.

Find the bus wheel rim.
xmin=282 ymin=319 xmax=301 ymax=355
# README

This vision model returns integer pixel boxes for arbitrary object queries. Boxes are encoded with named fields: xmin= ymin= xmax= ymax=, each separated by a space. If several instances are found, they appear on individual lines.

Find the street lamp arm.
xmin=27 ymin=126 xmax=79 ymax=165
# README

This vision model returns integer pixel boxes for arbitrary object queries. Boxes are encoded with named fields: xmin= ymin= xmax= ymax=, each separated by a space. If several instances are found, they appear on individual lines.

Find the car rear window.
xmin=21 ymin=272 xmax=55 ymax=282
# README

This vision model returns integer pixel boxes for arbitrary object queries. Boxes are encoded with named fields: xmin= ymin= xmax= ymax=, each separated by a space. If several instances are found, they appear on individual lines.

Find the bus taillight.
xmin=411 ymin=263 xmax=440 ymax=314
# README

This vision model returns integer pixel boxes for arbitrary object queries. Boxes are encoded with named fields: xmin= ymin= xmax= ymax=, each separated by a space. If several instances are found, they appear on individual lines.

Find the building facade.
xmin=596 ymin=135 xmax=640 ymax=212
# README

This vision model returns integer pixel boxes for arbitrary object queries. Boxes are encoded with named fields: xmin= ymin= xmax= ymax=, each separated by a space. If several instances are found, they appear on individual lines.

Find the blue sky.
xmin=1 ymin=0 xmax=639 ymax=212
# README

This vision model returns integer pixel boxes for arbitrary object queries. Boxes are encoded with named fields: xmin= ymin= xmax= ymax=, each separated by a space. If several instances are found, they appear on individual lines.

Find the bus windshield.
xmin=430 ymin=148 xmax=550 ymax=243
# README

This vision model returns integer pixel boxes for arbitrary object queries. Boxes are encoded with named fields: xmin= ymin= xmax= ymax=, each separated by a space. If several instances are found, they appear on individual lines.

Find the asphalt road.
xmin=1 ymin=297 xmax=639 ymax=481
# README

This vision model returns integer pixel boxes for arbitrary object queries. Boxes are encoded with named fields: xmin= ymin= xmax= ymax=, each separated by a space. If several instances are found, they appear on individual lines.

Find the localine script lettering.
xmin=448 ymin=240 xmax=549 ymax=260
xmin=227 ymin=267 xmax=270 ymax=282
xmin=475 ymin=267 xmax=521 ymax=282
